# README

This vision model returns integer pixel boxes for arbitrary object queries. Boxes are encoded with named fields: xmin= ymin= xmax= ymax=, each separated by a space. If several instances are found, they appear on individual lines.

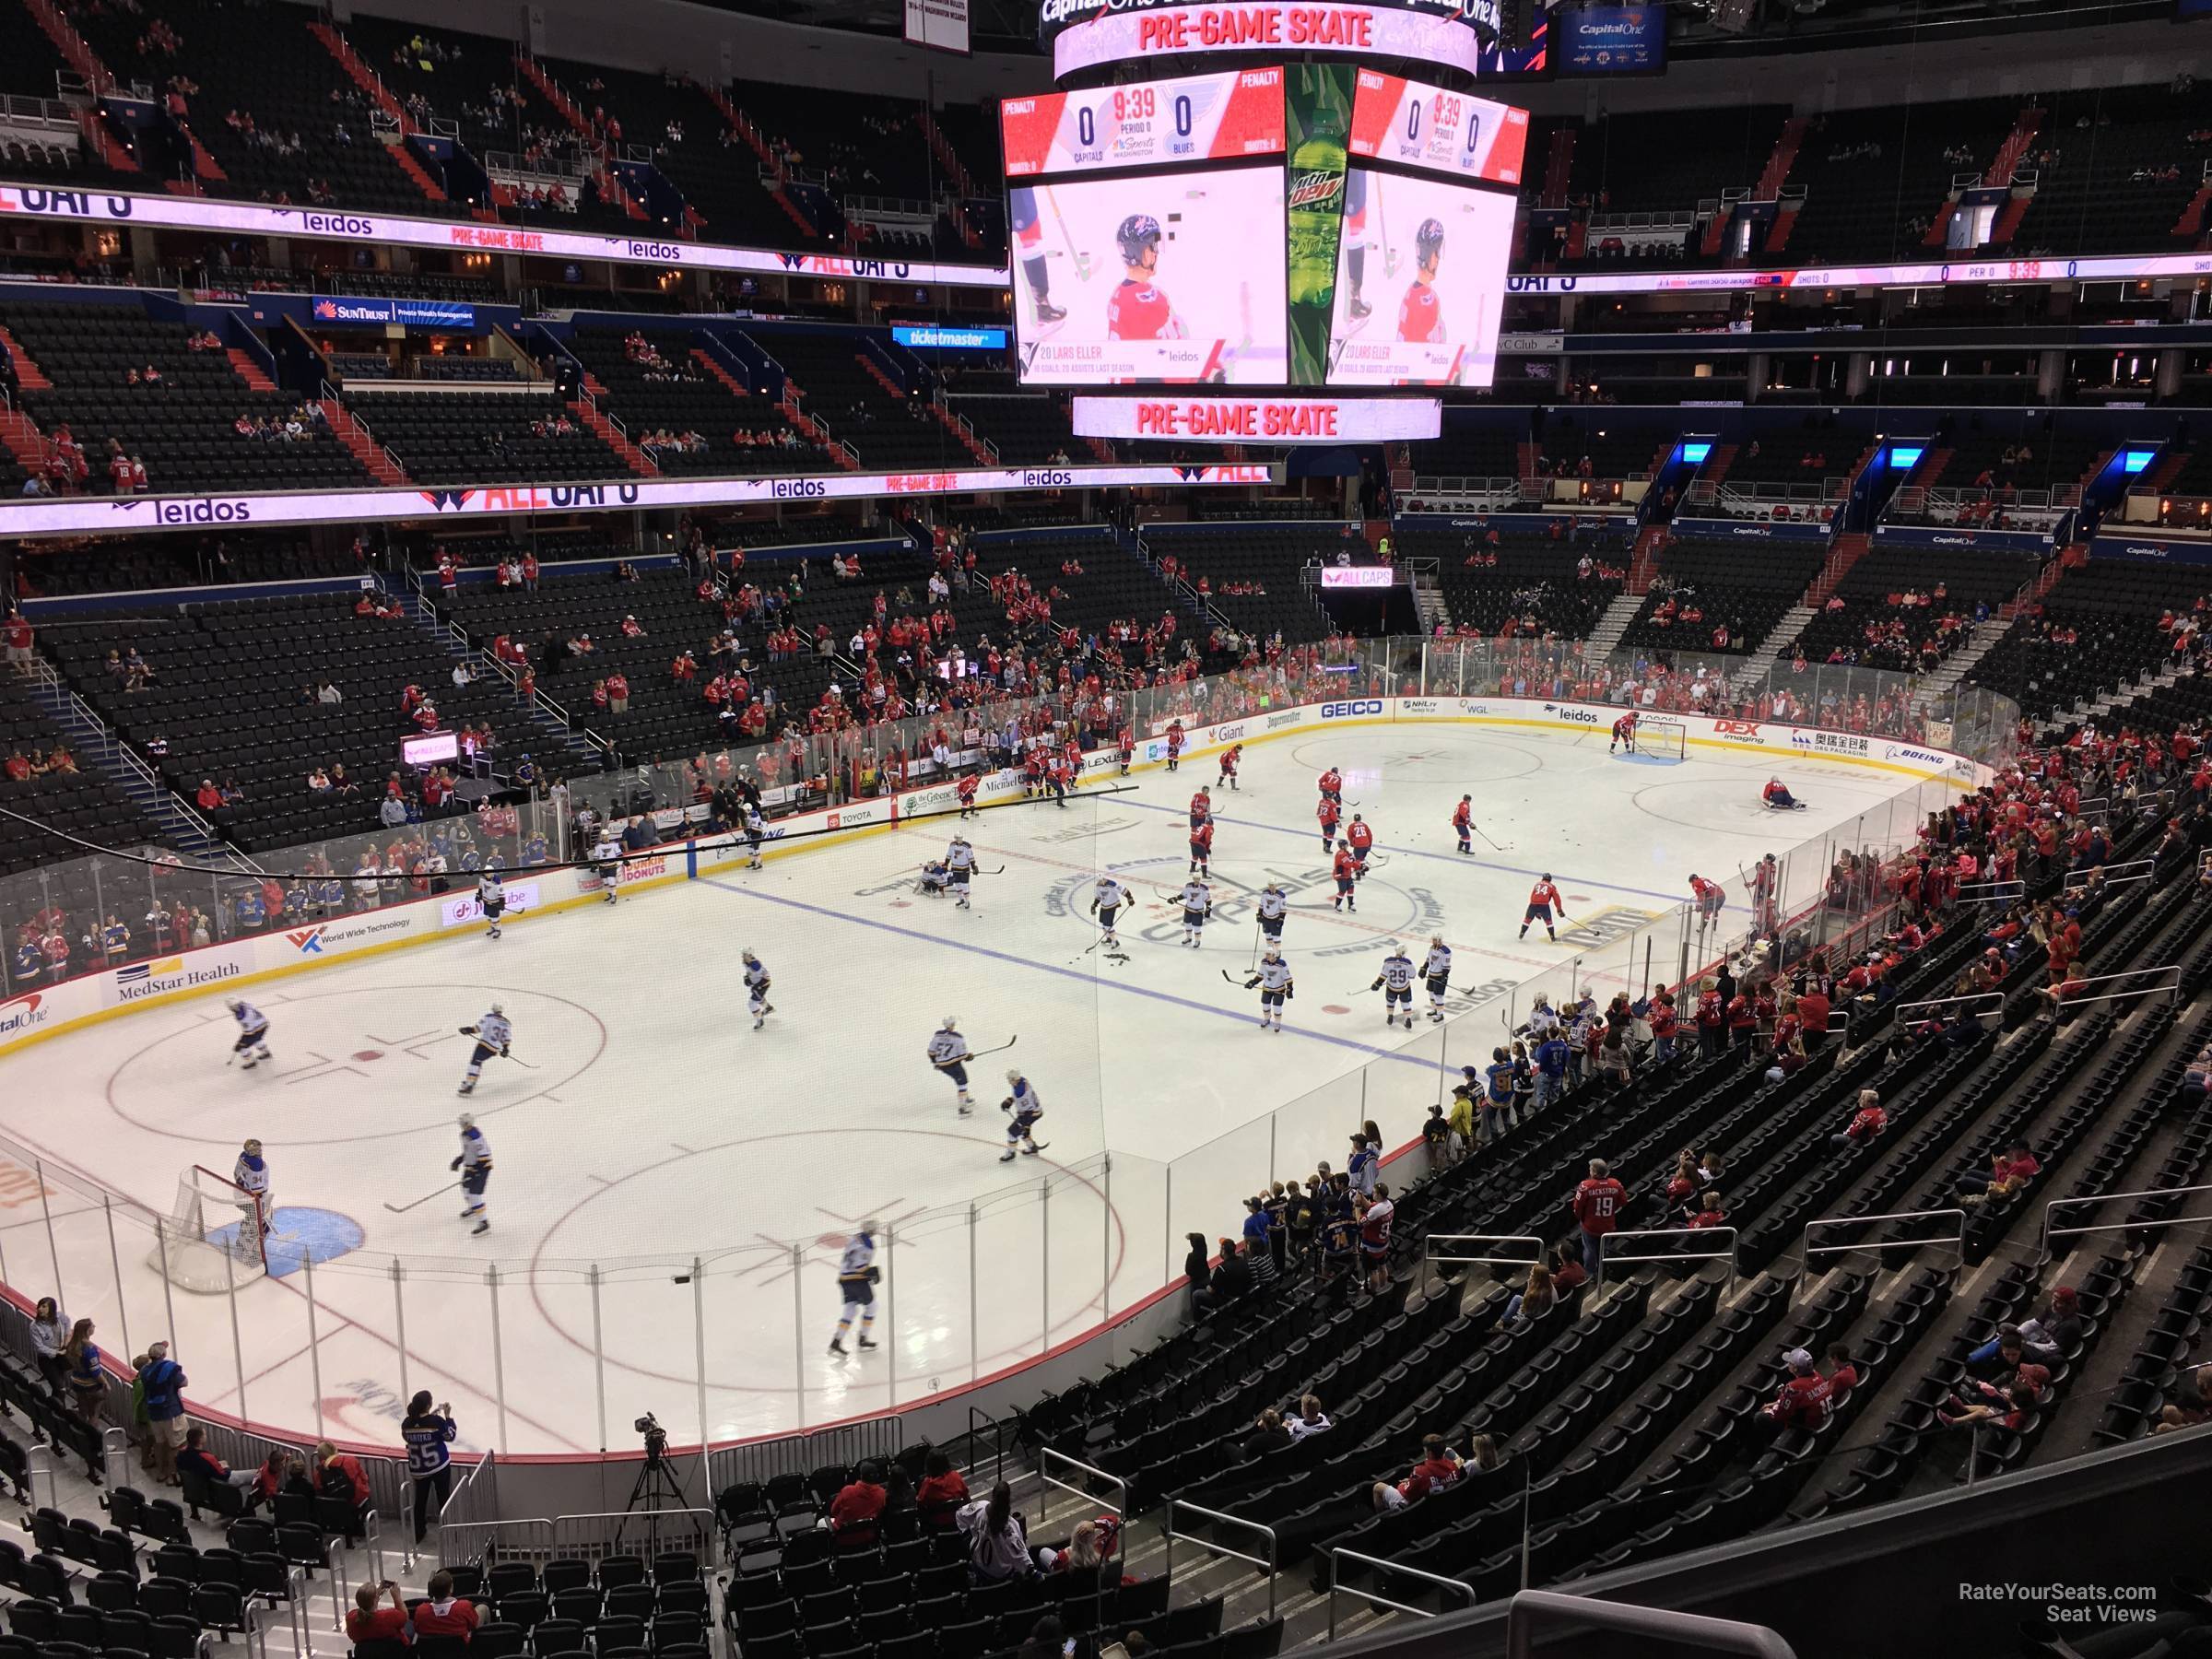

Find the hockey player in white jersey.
xmin=593 ymin=831 xmax=623 ymax=902
xmin=452 ymin=1114 xmax=491 ymax=1234
xmin=946 ymin=837 xmax=977 ymax=911
xmin=1243 ymin=947 xmax=1294 ymax=1032
xmin=1001 ymin=1069 xmax=1046 ymax=1161
xmin=1090 ymin=877 xmax=1130 ymax=954
xmin=829 ymin=1220 xmax=879 ymax=1356
xmin=742 ymin=948 xmax=775 ymax=1030
xmin=1422 ymin=935 xmax=1453 ymax=1024
xmin=1372 ymin=947 xmax=1416 ymax=1030
xmin=456 ymin=1003 xmax=512 ymax=1096
xmin=1180 ymin=877 xmax=1212 ymax=947
xmin=477 ymin=870 xmax=506 ymax=939
xmin=1256 ymin=882 xmax=1289 ymax=948
xmin=927 ymin=1016 xmax=976 ymax=1113
xmin=232 ymin=1138 xmax=274 ymax=1238
xmin=743 ymin=805 xmax=766 ymax=871
xmin=226 ymin=999 xmax=272 ymax=1069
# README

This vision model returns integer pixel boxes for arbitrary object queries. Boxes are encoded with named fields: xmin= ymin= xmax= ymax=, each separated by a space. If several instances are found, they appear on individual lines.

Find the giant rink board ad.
xmin=1010 ymin=166 xmax=1289 ymax=384
xmin=1326 ymin=167 xmax=1514 ymax=387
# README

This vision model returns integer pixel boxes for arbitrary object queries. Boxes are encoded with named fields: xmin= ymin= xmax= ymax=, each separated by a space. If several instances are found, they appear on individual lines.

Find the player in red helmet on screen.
xmin=1106 ymin=214 xmax=1186 ymax=342
xmin=1398 ymin=218 xmax=1445 ymax=345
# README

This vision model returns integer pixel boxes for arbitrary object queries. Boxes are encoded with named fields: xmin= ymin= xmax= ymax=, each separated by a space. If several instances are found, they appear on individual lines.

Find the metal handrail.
xmin=1326 ymin=1546 xmax=1475 ymax=1638
xmin=1167 ymin=1500 xmax=1278 ymax=1619
xmin=1800 ymin=1206 xmax=1968 ymax=1278
xmin=1038 ymin=1446 xmax=1127 ymax=1531
xmin=1505 ymin=1588 xmax=1797 ymax=1659
xmin=2064 ymin=856 xmax=2159 ymax=892
xmin=1598 ymin=1226 xmax=1738 ymax=1290
xmin=1424 ymin=1232 xmax=1546 ymax=1270
xmin=1891 ymin=990 xmax=2006 ymax=1029
xmin=2050 ymin=964 xmax=2184 ymax=1009
xmin=2044 ymin=1179 xmax=2212 ymax=1247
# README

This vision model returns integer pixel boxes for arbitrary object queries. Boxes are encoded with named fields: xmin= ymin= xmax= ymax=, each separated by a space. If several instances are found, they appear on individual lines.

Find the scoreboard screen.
xmin=1326 ymin=167 xmax=1513 ymax=387
xmin=1002 ymin=69 xmax=1285 ymax=177
xmin=1349 ymin=69 xmax=1527 ymax=186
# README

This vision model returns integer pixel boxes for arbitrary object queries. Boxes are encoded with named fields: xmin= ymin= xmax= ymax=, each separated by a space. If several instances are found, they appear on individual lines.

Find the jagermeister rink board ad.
xmin=1284 ymin=64 xmax=1356 ymax=386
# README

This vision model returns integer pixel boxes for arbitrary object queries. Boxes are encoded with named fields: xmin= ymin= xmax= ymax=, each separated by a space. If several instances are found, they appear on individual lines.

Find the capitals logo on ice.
xmin=0 ymin=992 xmax=50 ymax=1038
xmin=115 ymin=956 xmax=241 ymax=1002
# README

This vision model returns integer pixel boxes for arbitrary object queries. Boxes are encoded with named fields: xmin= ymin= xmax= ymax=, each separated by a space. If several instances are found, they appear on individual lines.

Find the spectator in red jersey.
xmin=316 ymin=1440 xmax=371 ymax=1537
xmin=1761 ymin=1348 xmax=1838 ymax=1432
xmin=1684 ymin=1190 xmax=1728 ymax=1231
xmin=1957 ymin=1140 xmax=2040 ymax=1206
xmin=1832 ymin=1088 xmax=1887 ymax=1149
xmin=829 ymin=1462 xmax=888 ymax=1548
xmin=916 ymin=1449 xmax=969 ymax=1528
xmin=1570 ymin=1159 xmax=1629 ymax=1279
xmin=347 ymin=1583 xmax=410 ymax=1647
xmin=409 ymin=1571 xmax=478 ymax=1641
xmin=1693 ymin=976 xmax=1725 ymax=1060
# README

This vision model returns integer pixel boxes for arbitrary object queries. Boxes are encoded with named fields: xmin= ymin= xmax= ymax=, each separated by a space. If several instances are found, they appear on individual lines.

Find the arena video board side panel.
xmin=1001 ymin=69 xmax=1285 ymax=177
xmin=1324 ymin=166 xmax=1514 ymax=387
xmin=1008 ymin=165 xmax=1290 ymax=385
xmin=1348 ymin=69 xmax=1528 ymax=186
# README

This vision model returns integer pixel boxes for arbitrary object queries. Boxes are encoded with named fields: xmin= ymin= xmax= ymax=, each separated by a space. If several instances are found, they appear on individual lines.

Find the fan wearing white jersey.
xmin=1422 ymin=936 xmax=1453 ymax=1023
xmin=232 ymin=1138 xmax=273 ymax=1237
xmin=927 ymin=1016 xmax=976 ymax=1113
xmin=1180 ymin=877 xmax=1212 ymax=947
xmin=1001 ymin=1068 xmax=1046 ymax=1162
xmin=946 ymin=837 xmax=977 ymax=910
xmin=742 ymin=947 xmax=774 ymax=1030
xmin=1257 ymin=882 xmax=1289 ymax=946
xmin=477 ymin=870 xmax=506 ymax=938
xmin=1243 ymin=947 xmax=1294 ymax=1032
xmin=452 ymin=1114 xmax=491 ymax=1234
xmin=829 ymin=1221 xmax=879 ymax=1356
xmin=593 ymin=833 xmax=623 ymax=903
xmin=1090 ymin=877 xmax=1130 ymax=952
xmin=456 ymin=1004 xmax=512 ymax=1096
xmin=226 ymin=999 xmax=272 ymax=1069
xmin=1371 ymin=947 xmax=1416 ymax=1030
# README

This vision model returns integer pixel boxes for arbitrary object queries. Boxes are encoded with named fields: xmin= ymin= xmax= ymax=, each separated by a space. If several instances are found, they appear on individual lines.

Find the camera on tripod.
xmin=635 ymin=1412 xmax=669 ymax=1462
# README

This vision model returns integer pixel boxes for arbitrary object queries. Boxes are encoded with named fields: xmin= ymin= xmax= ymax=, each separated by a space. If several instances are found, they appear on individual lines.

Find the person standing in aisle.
xmin=401 ymin=1393 xmax=457 ymax=1543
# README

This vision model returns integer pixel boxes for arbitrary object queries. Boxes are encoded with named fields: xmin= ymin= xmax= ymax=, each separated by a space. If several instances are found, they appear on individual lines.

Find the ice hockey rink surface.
xmin=0 ymin=724 xmax=1928 ymax=1453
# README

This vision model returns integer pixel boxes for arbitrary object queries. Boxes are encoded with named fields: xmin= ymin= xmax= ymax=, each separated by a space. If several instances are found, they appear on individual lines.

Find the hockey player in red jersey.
xmin=1116 ymin=723 xmax=1135 ymax=777
xmin=1105 ymin=215 xmax=1186 ymax=343
xmin=1189 ymin=818 xmax=1215 ymax=878
xmin=1316 ymin=795 xmax=1342 ymax=853
xmin=1688 ymin=873 xmax=1725 ymax=929
xmin=1397 ymin=218 xmax=1445 ymax=346
xmin=1451 ymin=794 xmax=1474 ymax=855
xmin=1763 ymin=776 xmax=1805 ymax=810
xmin=956 ymin=771 xmax=980 ymax=819
xmin=1609 ymin=711 xmax=1639 ymax=754
xmin=1331 ymin=841 xmax=1359 ymax=912
xmin=1318 ymin=766 xmax=1343 ymax=805
xmin=1345 ymin=813 xmax=1375 ymax=877
xmin=1189 ymin=785 xmax=1212 ymax=829
xmin=1218 ymin=742 xmax=1242 ymax=791
xmin=1519 ymin=875 xmax=1568 ymax=942
xmin=1166 ymin=721 xmax=1185 ymax=772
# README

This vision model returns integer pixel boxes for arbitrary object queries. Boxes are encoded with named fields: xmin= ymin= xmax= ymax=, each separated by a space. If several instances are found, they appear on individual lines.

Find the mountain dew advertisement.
xmin=1285 ymin=64 xmax=1355 ymax=385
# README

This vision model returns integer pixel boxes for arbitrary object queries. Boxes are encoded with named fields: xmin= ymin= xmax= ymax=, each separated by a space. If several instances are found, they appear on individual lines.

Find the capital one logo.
xmin=0 ymin=992 xmax=48 ymax=1036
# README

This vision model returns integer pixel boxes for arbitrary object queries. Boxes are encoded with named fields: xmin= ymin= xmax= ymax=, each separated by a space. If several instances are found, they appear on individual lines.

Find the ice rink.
xmin=0 ymin=723 xmax=1928 ymax=1453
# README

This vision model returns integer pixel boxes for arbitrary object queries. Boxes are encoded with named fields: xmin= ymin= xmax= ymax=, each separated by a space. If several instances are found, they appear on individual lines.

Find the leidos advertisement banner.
xmin=1071 ymin=394 xmax=1441 ymax=441
xmin=1285 ymin=63 xmax=1357 ymax=387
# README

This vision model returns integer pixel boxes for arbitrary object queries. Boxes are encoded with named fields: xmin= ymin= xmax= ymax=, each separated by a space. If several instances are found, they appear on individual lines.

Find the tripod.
xmin=612 ymin=1445 xmax=690 ymax=1556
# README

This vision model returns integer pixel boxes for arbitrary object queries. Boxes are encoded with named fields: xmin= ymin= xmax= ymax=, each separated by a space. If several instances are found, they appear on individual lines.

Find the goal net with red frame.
xmin=145 ymin=1165 xmax=268 ymax=1293
xmin=1635 ymin=719 xmax=1688 ymax=761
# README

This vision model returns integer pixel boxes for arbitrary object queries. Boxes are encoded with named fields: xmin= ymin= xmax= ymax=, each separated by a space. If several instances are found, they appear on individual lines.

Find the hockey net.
xmin=1637 ymin=719 xmax=1688 ymax=761
xmin=145 ymin=1166 xmax=269 ymax=1293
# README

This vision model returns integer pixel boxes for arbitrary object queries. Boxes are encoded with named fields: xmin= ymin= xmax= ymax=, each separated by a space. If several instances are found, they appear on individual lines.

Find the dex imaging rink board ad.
xmin=1326 ymin=168 xmax=1513 ymax=387
xmin=1001 ymin=70 xmax=1285 ymax=178
xmin=1011 ymin=167 xmax=1288 ymax=385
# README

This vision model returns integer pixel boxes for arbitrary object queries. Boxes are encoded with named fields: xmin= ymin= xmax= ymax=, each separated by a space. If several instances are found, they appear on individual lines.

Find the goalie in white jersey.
xmin=1090 ymin=877 xmax=1130 ymax=953
xmin=1243 ymin=947 xmax=1294 ymax=1032
xmin=1371 ymin=947 xmax=1416 ymax=1030
xmin=742 ymin=947 xmax=775 ymax=1030
xmin=456 ymin=1004 xmax=512 ymax=1096
xmin=232 ymin=1138 xmax=274 ymax=1238
xmin=226 ymin=999 xmax=272 ymax=1069
xmin=1180 ymin=878 xmax=1212 ymax=947
xmin=946 ymin=837 xmax=976 ymax=911
xmin=1422 ymin=935 xmax=1453 ymax=1023
xmin=927 ymin=1016 xmax=976 ymax=1113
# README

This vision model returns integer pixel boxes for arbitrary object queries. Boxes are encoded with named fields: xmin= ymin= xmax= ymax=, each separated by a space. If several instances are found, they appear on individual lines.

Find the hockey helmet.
xmin=1265 ymin=944 xmax=1282 ymax=959
xmin=227 ymin=998 xmax=245 ymax=1014
xmin=1117 ymin=213 xmax=1164 ymax=266
xmin=742 ymin=947 xmax=759 ymax=963
xmin=942 ymin=1014 xmax=959 ymax=1030
xmin=1006 ymin=1068 xmax=1024 ymax=1084
xmin=1415 ymin=218 xmax=1444 ymax=267
xmin=488 ymin=1002 xmax=504 ymax=1017
xmin=457 ymin=1112 xmax=476 ymax=1130
xmin=243 ymin=1138 xmax=262 ymax=1154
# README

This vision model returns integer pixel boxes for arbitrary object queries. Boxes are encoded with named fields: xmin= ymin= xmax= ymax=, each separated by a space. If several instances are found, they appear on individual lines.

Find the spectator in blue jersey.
xmin=138 ymin=1340 xmax=187 ymax=1485
xmin=1484 ymin=1047 xmax=1517 ymax=1143
xmin=401 ymin=1392 xmax=457 ymax=1544
xmin=1347 ymin=1135 xmax=1378 ymax=1200
xmin=1241 ymin=1196 xmax=1277 ymax=1286
xmin=233 ymin=885 xmax=266 ymax=933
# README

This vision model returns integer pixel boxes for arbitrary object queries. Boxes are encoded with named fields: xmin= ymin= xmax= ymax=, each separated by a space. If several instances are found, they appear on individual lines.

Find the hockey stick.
xmin=1474 ymin=824 xmax=1512 ymax=852
xmin=1376 ymin=173 xmax=1397 ymax=279
xmin=382 ymin=1182 xmax=459 ymax=1215
xmin=981 ymin=865 xmax=1007 ymax=875
xmin=1222 ymin=968 xmax=1254 ymax=986
xmin=501 ymin=1051 xmax=539 ymax=1070
xmin=1043 ymin=187 xmax=1091 ymax=282
xmin=970 ymin=1037 xmax=1019 ymax=1060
